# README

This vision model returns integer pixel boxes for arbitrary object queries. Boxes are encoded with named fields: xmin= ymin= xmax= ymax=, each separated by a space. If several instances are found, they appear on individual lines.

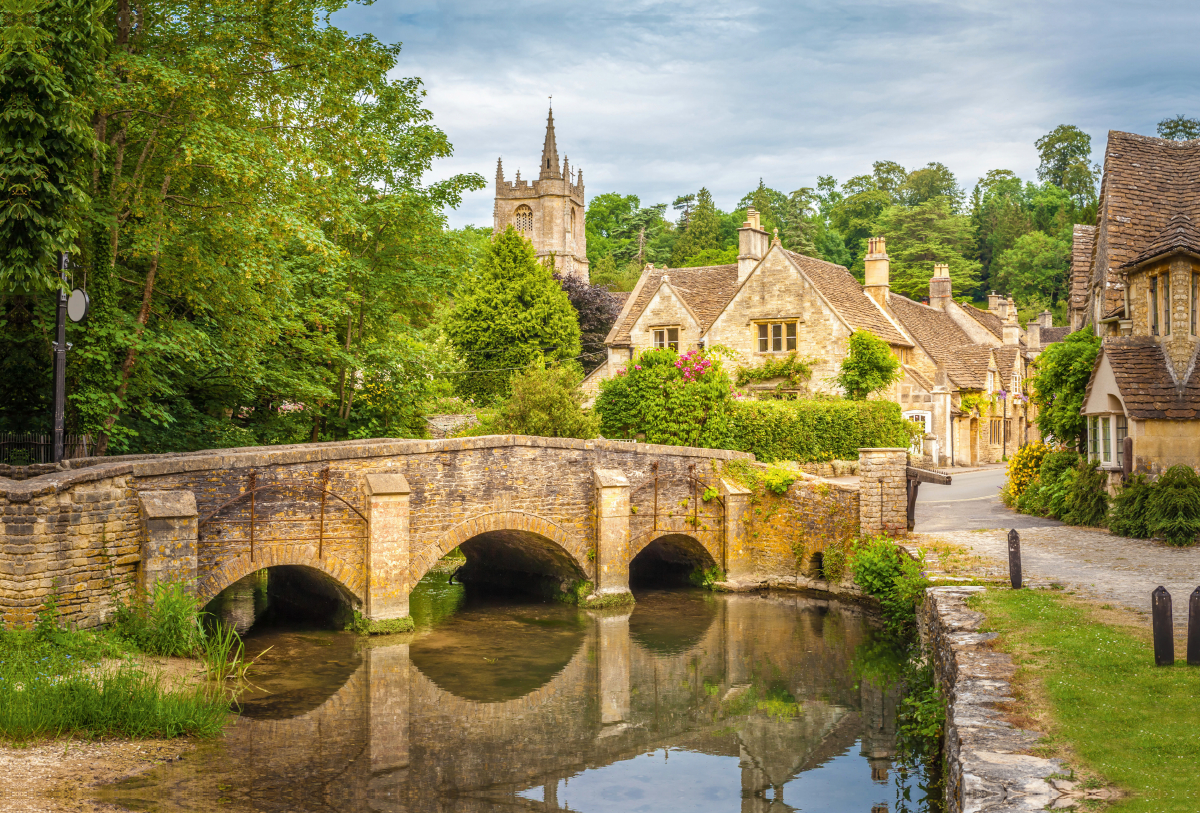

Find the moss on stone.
xmin=579 ymin=590 xmax=636 ymax=609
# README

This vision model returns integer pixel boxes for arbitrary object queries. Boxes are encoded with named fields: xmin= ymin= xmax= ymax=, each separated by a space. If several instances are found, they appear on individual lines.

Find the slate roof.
xmin=960 ymin=303 xmax=1004 ymax=340
xmin=902 ymin=365 xmax=935 ymax=393
xmin=1069 ymin=225 xmax=1096 ymax=314
xmin=608 ymin=291 xmax=630 ymax=308
xmin=1094 ymin=336 xmax=1200 ymax=420
xmin=782 ymin=250 xmax=910 ymax=346
xmin=1041 ymin=326 xmax=1071 ymax=345
xmin=1122 ymin=212 xmax=1200 ymax=268
xmin=607 ymin=264 xmax=738 ymax=345
xmin=993 ymin=346 xmax=1021 ymax=380
xmin=886 ymin=293 xmax=991 ymax=390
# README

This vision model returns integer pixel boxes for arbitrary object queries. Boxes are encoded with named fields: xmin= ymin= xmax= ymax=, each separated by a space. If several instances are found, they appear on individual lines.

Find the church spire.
xmin=495 ymin=157 xmax=504 ymax=187
xmin=539 ymin=104 xmax=561 ymax=180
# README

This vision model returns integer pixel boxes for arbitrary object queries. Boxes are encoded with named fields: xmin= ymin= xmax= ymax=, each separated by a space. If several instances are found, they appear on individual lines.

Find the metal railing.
xmin=0 ymin=432 xmax=93 ymax=465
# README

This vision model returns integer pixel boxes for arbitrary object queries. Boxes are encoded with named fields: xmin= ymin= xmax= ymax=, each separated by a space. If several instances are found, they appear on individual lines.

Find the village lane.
xmin=913 ymin=468 xmax=1200 ymax=624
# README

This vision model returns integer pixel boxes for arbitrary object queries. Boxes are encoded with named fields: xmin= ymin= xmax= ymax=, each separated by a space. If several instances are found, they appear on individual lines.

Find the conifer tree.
xmin=671 ymin=187 xmax=720 ymax=266
xmin=447 ymin=227 xmax=581 ymax=404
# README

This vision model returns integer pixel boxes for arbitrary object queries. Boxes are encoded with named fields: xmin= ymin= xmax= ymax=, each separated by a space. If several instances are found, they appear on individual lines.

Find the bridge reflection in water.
xmin=103 ymin=591 xmax=911 ymax=813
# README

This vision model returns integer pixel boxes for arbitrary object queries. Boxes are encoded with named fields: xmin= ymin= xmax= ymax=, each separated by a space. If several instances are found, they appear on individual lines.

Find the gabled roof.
xmin=1069 ymin=225 xmax=1096 ymax=313
xmin=607 ymin=264 xmax=738 ymax=345
xmin=781 ymin=250 xmax=910 ymax=346
xmin=993 ymin=345 xmax=1021 ymax=377
xmin=1041 ymin=326 xmax=1071 ymax=345
xmin=1121 ymin=212 xmax=1200 ymax=269
xmin=885 ymin=293 xmax=991 ymax=390
xmin=1088 ymin=336 xmax=1200 ymax=420
xmin=902 ymin=365 xmax=935 ymax=393
xmin=959 ymin=303 xmax=1004 ymax=340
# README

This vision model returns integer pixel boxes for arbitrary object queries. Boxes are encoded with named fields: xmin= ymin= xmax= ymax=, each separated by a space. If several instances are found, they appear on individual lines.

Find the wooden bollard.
xmin=1189 ymin=587 xmax=1200 ymax=666
xmin=1152 ymin=586 xmax=1174 ymax=666
xmin=1007 ymin=529 xmax=1022 ymax=589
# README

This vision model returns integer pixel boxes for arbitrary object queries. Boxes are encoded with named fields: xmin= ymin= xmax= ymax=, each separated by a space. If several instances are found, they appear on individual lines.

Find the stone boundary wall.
xmin=919 ymin=587 xmax=1069 ymax=813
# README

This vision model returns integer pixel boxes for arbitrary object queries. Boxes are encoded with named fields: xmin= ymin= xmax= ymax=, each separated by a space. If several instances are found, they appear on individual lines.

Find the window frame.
xmin=1101 ymin=416 xmax=1111 ymax=463
xmin=1192 ymin=272 xmax=1198 ymax=336
xmin=1150 ymin=274 xmax=1159 ymax=335
xmin=1116 ymin=415 xmax=1127 ymax=468
xmin=652 ymin=327 xmax=680 ymax=351
xmin=1163 ymin=272 xmax=1172 ymax=335
xmin=755 ymin=320 xmax=798 ymax=353
xmin=513 ymin=205 xmax=534 ymax=233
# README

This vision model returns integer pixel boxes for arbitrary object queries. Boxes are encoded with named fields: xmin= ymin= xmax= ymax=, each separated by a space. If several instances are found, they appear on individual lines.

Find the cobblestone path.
xmin=915 ymin=526 xmax=1200 ymax=624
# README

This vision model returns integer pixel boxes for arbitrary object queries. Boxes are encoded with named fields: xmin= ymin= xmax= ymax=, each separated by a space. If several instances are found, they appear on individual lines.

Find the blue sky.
xmin=332 ymin=0 xmax=1200 ymax=228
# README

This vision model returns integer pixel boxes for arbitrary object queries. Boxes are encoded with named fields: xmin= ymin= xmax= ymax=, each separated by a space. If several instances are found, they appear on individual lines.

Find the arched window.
xmin=513 ymin=205 xmax=533 ymax=233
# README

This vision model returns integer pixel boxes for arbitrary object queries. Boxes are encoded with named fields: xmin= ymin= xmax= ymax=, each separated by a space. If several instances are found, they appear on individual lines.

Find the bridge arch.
xmin=197 ymin=549 xmax=364 ymax=610
xmin=628 ymin=531 xmax=719 ymax=587
xmin=414 ymin=510 xmax=592 ymax=590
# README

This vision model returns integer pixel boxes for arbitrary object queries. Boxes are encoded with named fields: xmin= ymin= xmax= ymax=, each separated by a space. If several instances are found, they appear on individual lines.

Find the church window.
xmin=653 ymin=328 xmax=679 ymax=350
xmin=757 ymin=321 xmax=796 ymax=353
xmin=514 ymin=205 xmax=533 ymax=233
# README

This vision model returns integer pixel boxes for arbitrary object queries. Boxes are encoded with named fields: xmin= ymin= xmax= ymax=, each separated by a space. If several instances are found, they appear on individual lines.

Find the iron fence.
xmin=0 ymin=432 xmax=93 ymax=465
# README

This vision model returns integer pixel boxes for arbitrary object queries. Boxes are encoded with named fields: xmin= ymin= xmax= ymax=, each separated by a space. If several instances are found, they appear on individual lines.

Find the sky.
xmin=331 ymin=0 xmax=1200 ymax=229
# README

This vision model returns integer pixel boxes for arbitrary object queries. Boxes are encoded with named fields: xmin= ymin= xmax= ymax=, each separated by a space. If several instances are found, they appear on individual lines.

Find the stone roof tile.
xmin=886 ymin=293 xmax=990 ymax=390
xmin=782 ymin=250 xmax=910 ymax=346
xmin=1069 ymin=225 xmax=1096 ymax=312
xmin=1098 ymin=336 xmax=1200 ymax=420
xmin=960 ymin=303 xmax=1004 ymax=340
xmin=609 ymin=264 xmax=738 ymax=345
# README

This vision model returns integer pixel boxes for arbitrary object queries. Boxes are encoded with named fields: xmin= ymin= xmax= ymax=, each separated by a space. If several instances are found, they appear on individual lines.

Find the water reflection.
xmin=99 ymin=585 xmax=916 ymax=813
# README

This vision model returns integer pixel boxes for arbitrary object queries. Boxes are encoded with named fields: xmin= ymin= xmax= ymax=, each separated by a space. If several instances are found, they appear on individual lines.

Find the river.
xmin=95 ymin=568 xmax=931 ymax=812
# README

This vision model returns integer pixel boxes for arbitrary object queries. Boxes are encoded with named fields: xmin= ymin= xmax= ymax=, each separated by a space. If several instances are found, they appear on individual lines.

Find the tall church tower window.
xmin=514 ymin=205 xmax=533 ymax=233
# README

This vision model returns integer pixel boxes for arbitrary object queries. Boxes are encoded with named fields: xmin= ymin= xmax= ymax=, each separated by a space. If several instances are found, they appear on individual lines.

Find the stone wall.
xmin=919 ymin=587 xmax=1069 ymax=812
xmin=858 ymin=448 xmax=908 ymax=536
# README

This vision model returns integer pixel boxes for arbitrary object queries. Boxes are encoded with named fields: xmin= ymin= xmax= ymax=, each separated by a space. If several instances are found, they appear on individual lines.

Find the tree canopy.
xmin=836 ymin=331 xmax=900 ymax=400
xmin=1029 ymin=330 xmax=1101 ymax=446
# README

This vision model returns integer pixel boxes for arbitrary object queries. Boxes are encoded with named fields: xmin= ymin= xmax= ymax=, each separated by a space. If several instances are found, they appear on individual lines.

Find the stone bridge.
xmin=0 ymin=436 xmax=910 ymax=629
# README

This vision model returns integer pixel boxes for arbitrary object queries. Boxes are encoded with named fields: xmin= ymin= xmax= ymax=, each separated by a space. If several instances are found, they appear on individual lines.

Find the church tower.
xmin=493 ymin=106 xmax=589 ymax=281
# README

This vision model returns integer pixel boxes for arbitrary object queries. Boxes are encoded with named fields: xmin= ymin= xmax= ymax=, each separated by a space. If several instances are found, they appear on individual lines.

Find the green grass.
xmin=978 ymin=589 xmax=1200 ymax=811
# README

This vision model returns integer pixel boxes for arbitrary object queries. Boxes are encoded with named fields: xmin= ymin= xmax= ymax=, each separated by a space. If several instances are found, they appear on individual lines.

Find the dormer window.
xmin=987 ymin=370 xmax=994 ymax=392
xmin=653 ymin=328 xmax=679 ymax=350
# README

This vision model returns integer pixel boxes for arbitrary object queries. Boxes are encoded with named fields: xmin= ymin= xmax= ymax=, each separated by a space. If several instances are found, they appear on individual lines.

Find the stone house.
xmin=586 ymin=210 xmax=1051 ymax=466
xmin=493 ymin=106 xmax=589 ymax=280
xmin=1072 ymin=130 xmax=1200 ymax=476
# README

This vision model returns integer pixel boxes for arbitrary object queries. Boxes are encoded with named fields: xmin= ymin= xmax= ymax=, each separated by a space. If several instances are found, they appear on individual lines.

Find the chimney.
xmin=1039 ymin=309 xmax=1053 ymax=329
xmin=1026 ymin=317 xmax=1041 ymax=350
xmin=864 ymin=236 xmax=889 ymax=306
xmin=987 ymin=291 xmax=1003 ymax=314
xmin=737 ymin=208 xmax=769 ymax=283
xmin=1003 ymin=300 xmax=1020 ymax=345
xmin=929 ymin=263 xmax=952 ymax=310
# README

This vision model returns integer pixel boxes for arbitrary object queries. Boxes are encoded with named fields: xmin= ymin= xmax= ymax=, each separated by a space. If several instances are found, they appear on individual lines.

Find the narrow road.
xmin=914 ymin=467 xmax=1061 ymax=533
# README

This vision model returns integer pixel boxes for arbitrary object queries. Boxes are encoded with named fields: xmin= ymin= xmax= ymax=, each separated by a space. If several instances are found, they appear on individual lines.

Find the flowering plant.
xmin=674 ymin=350 xmax=712 ymax=382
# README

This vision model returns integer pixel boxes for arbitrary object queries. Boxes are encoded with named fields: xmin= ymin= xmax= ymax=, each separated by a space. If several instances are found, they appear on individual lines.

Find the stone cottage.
xmin=586 ymin=210 xmax=1054 ymax=466
xmin=1072 ymin=130 xmax=1200 ymax=477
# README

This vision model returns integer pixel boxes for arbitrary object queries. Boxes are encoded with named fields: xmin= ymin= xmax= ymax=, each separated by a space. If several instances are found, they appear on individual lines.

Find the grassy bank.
xmin=977 ymin=589 xmax=1200 ymax=811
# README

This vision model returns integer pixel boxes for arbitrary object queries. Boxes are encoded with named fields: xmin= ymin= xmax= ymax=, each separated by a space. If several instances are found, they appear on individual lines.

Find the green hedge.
xmin=720 ymin=399 xmax=915 ymax=463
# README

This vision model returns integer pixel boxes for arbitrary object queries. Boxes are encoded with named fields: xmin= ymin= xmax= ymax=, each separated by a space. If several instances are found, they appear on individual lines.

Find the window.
xmin=895 ymin=346 xmax=911 ymax=365
xmin=1163 ymin=273 xmax=1172 ymax=335
xmin=989 ymin=418 xmax=1002 ymax=446
xmin=1192 ymin=272 xmax=1198 ymax=336
xmin=1116 ymin=416 xmax=1127 ymax=468
xmin=513 ymin=205 xmax=533 ymax=233
xmin=1101 ymin=416 xmax=1111 ymax=463
xmin=903 ymin=411 xmax=931 ymax=455
xmin=1150 ymin=275 xmax=1159 ymax=335
xmin=653 ymin=328 xmax=679 ymax=350
xmin=757 ymin=321 xmax=797 ymax=352
xmin=1089 ymin=416 xmax=1098 ymax=459
xmin=987 ymin=371 xmax=994 ymax=392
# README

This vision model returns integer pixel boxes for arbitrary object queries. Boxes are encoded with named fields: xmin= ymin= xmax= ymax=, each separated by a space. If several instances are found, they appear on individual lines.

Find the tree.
xmin=782 ymin=187 xmax=819 ymax=256
xmin=1030 ymin=330 xmax=1100 ymax=446
xmin=901 ymin=162 xmax=961 ymax=209
xmin=671 ymin=187 xmax=721 ymax=266
xmin=1036 ymin=125 xmax=1093 ymax=187
xmin=1157 ymin=115 xmax=1200 ymax=141
xmin=992 ymin=230 xmax=1071 ymax=306
xmin=585 ymin=192 xmax=640 ymax=264
xmin=447 ymin=227 xmax=581 ymax=404
xmin=554 ymin=269 xmax=620 ymax=372
xmin=737 ymin=179 xmax=787 ymax=233
xmin=970 ymin=169 xmax=1034 ymax=287
xmin=489 ymin=363 xmax=599 ymax=439
xmin=0 ymin=0 xmax=108 ymax=291
xmin=875 ymin=197 xmax=982 ymax=300
xmin=836 ymin=331 xmax=900 ymax=400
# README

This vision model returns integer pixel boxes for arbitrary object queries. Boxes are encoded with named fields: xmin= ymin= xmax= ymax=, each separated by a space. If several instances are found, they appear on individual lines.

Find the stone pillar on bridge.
xmin=364 ymin=472 xmax=412 ymax=626
xmin=595 ymin=609 xmax=632 ymax=728
xmin=592 ymin=468 xmax=632 ymax=600
xmin=138 ymin=490 xmax=198 ymax=595
xmin=719 ymin=479 xmax=753 ymax=580
xmin=857 ymin=448 xmax=908 ymax=537
xmin=368 ymin=642 xmax=410 ymax=777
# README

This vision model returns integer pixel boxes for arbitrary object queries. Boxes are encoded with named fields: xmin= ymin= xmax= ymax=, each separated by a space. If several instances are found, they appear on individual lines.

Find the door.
xmin=969 ymin=419 xmax=978 ymax=466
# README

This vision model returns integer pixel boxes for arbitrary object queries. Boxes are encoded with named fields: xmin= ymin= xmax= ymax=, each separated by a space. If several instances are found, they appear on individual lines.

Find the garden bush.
xmin=485 ymin=363 xmax=599 ymax=439
xmin=1004 ymin=441 xmax=1048 ymax=502
xmin=1108 ymin=474 xmax=1153 ymax=539
xmin=1146 ymin=465 xmax=1200 ymax=546
xmin=849 ymin=536 xmax=930 ymax=635
xmin=721 ymin=398 xmax=916 ymax=463
xmin=1060 ymin=459 xmax=1109 ymax=527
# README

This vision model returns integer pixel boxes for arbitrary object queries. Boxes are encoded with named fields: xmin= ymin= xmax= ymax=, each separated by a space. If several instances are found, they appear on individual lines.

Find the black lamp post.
xmin=51 ymin=252 xmax=89 ymax=463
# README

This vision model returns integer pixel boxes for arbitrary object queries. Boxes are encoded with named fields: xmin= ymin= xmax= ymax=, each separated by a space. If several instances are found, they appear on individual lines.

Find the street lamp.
xmin=52 ymin=252 xmax=89 ymax=463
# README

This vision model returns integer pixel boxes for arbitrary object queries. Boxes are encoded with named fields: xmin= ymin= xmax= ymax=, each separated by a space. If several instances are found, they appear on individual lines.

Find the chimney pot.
xmin=863 ymin=235 xmax=890 ymax=305
xmin=929 ymin=264 xmax=952 ymax=310
xmin=1039 ymin=309 xmax=1052 ymax=329
xmin=737 ymin=209 xmax=769 ymax=283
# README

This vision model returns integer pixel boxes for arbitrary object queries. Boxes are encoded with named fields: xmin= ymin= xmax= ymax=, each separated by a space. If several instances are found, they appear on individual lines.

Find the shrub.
xmin=849 ymin=536 xmax=930 ymax=635
xmin=721 ymin=398 xmax=915 ymax=463
xmin=110 ymin=581 xmax=204 ymax=657
xmin=1029 ymin=330 xmax=1101 ymax=446
xmin=1146 ymin=465 xmax=1200 ymax=547
xmin=487 ymin=363 xmax=599 ymax=439
xmin=1061 ymin=459 xmax=1109 ymax=527
xmin=1006 ymin=442 xmax=1048 ymax=500
xmin=1108 ymin=474 xmax=1153 ymax=539
xmin=836 ymin=330 xmax=901 ymax=400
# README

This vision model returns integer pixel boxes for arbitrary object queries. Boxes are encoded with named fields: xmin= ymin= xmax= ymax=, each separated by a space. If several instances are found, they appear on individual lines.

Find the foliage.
xmin=594 ymin=347 xmax=731 ymax=447
xmin=1005 ymin=441 xmax=1048 ymax=499
xmin=447 ymin=227 xmax=581 ymax=405
xmin=109 ymin=581 xmax=204 ymax=657
xmin=819 ymin=541 xmax=848 ymax=583
xmin=1157 ymin=115 xmax=1200 ymax=141
xmin=589 ymin=253 xmax=641 ymax=292
xmin=836 ymin=330 xmax=901 ymax=400
xmin=1145 ymin=465 xmax=1200 ymax=547
xmin=1029 ymin=330 xmax=1100 ymax=445
xmin=552 ymin=269 xmax=621 ymax=373
xmin=979 ymin=589 xmax=1200 ymax=809
xmin=1107 ymin=473 xmax=1154 ymax=539
xmin=1010 ymin=451 xmax=1108 ymax=527
xmin=1060 ymin=459 xmax=1109 ymax=527
xmin=734 ymin=353 xmax=813 ymax=391
xmin=992 ymin=230 xmax=1071 ymax=306
xmin=1 ymin=0 xmax=483 ymax=452
xmin=722 ymin=398 xmax=916 ymax=463
xmin=486 ymin=363 xmax=599 ymax=439
xmin=849 ymin=536 xmax=931 ymax=635
xmin=688 ymin=565 xmax=724 ymax=588
xmin=762 ymin=465 xmax=797 ymax=494
xmin=0 ymin=0 xmax=108 ymax=291
xmin=875 ymin=196 xmax=982 ymax=299
xmin=670 ymin=187 xmax=722 ymax=266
